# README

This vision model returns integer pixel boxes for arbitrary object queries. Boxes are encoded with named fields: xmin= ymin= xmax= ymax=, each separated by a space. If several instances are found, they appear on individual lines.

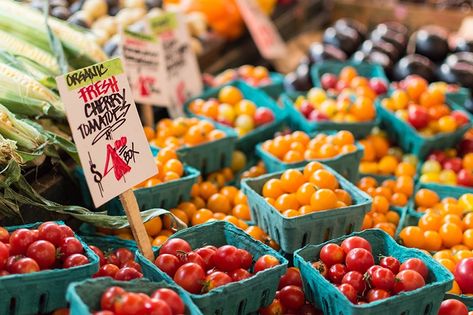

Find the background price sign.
xmin=236 ymin=0 xmax=287 ymax=60
xmin=56 ymin=58 xmax=157 ymax=208
xmin=120 ymin=29 xmax=169 ymax=106
xmin=148 ymin=12 xmax=203 ymax=118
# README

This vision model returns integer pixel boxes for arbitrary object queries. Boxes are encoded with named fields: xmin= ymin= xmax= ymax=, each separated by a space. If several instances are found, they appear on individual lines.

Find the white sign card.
xmin=236 ymin=0 xmax=287 ymax=60
xmin=119 ymin=28 xmax=169 ymax=105
xmin=56 ymin=58 xmax=158 ymax=207
xmin=148 ymin=12 xmax=203 ymax=118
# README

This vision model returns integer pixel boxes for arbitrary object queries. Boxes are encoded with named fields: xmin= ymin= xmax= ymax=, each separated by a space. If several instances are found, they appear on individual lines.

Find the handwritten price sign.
xmin=148 ymin=12 xmax=203 ymax=117
xmin=119 ymin=29 xmax=169 ymax=105
xmin=56 ymin=58 xmax=157 ymax=207
xmin=236 ymin=0 xmax=287 ymax=60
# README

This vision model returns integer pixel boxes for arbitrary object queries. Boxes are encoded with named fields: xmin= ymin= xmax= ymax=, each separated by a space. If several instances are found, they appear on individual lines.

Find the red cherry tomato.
xmin=341 ymin=236 xmax=372 ymax=254
xmin=366 ymin=289 xmax=391 ymax=302
xmin=338 ymin=283 xmax=357 ymax=304
xmin=63 ymin=253 xmax=89 ymax=268
xmin=229 ymin=268 xmax=252 ymax=281
xmin=114 ymin=248 xmax=134 ymax=267
xmin=122 ymin=260 xmax=142 ymax=273
xmin=59 ymin=237 xmax=84 ymax=257
xmin=438 ymin=299 xmax=468 ymax=315
xmin=89 ymin=246 xmax=106 ymax=266
xmin=369 ymin=267 xmax=395 ymax=291
xmin=328 ymin=263 xmax=347 ymax=284
xmin=10 ymin=257 xmax=40 ymax=274
xmin=345 ymin=248 xmax=374 ymax=273
xmin=114 ymin=267 xmax=143 ymax=281
xmin=320 ymin=243 xmax=345 ymax=267
xmin=278 ymin=267 xmax=302 ymax=289
xmin=0 ymin=242 xmax=9 ymax=270
xmin=95 ymin=264 xmax=120 ymax=278
xmin=178 ymin=252 xmax=206 ymax=270
xmin=254 ymin=255 xmax=280 ymax=273
xmin=379 ymin=256 xmax=400 ymax=274
xmin=26 ymin=240 xmax=56 ymax=269
xmin=279 ymin=285 xmax=305 ymax=310
xmin=159 ymin=238 xmax=191 ymax=256
xmin=194 ymin=247 xmax=216 ymax=269
xmin=9 ymin=229 xmax=36 ymax=255
xmin=259 ymin=299 xmax=285 ymax=315
xmin=454 ymin=258 xmax=473 ymax=294
xmin=113 ymin=292 xmax=147 ymax=315
xmin=239 ymin=249 xmax=253 ymax=269
xmin=342 ymin=271 xmax=366 ymax=294
xmin=151 ymin=288 xmax=185 ymax=315
xmin=393 ymin=270 xmax=425 ymax=294
xmin=173 ymin=263 xmax=205 ymax=294
xmin=58 ymin=225 xmax=74 ymax=238
xmin=154 ymin=254 xmax=181 ymax=278
xmin=38 ymin=222 xmax=65 ymax=247
xmin=212 ymin=245 xmax=241 ymax=272
xmin=399 ymin=258 xmax=429 ymax=280
xmin=100 ymin=286 xmax=125 ymax=311
xmin=107 ymin=254 xmax=120 ymax=266
xmin=203 ymin=271 xmax=233 ymax=292
xmin=311 ymin=261 xmax=327 ymax=278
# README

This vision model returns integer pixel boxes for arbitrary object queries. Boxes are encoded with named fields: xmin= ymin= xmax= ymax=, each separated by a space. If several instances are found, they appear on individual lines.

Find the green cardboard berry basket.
xmin=136 ymin=221 xmax=288 ymax=315
xmin=67 ymin=277 xmax=202 ymax=315
xmin=294 ymin=229 xmax=454 ymax=315
xmin=75 ymin=164 xmax=200 ymax=215
xmin=184 ymin=80 xmax=287 ymax=154
xmin=0 ymin=221 xmax=99 ymax=315
xmin=281 ymin=93 xmax=379 ymax=139
xmin=256 ymin=132 xmax=364 ymax=183
xmin=241 ymin=164 xmax=372 ymax=253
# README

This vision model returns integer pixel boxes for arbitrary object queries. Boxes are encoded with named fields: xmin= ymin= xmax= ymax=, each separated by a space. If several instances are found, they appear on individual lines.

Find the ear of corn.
xmin=0 ymin=30 xmax=60 ymax=74
xmin=0 ymin=0 xmax=107 ymax=69
xmin=13 ymin=55 xmax=58 ymax=90
xmin=0 ymin=62 xmax=64 ymax=117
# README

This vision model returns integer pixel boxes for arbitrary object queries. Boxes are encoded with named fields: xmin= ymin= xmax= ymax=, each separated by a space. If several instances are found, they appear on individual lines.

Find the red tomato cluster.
xmin=259 ymin=267 xmax=322 ymax=315
xmin=154 ymin=238 xmax=280 ymax=294
xmin=0 ymin=222 xmax=90 ymax=275
xmin=312 ymin=236 xmax=429 ymax=304
xmin=91 ymin=246 xmax=143 ymax=281
xmin=95 ymin=286 xmax=186 ymax=315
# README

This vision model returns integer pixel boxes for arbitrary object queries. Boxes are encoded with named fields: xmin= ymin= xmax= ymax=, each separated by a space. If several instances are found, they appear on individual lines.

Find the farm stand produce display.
xmin=2 ymin=0 xmax=473 ymax=314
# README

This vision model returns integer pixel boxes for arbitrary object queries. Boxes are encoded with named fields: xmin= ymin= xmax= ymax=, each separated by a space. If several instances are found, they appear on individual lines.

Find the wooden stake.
xmin=141 ymin=104 xmax=155 ymax=128
xmin=119 ymin=189 xmax=154 ymax=261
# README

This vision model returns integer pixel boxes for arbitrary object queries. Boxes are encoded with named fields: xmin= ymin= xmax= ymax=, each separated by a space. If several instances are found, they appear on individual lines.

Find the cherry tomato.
xmin=89 ymin=246 xmax=106 ymax=266
xmin=38 ymin=222 xmax=65 ymax=247
xmin=10 ymin=257 xmax=40 ymax=274
xmin=229 ymin=268 xmax=252 ymax=281
xmin=173 ymin=262 xmax=205 ymax=294
xmin=278 ymin=267 xmax=302 ymax=289
xmin=9 ymin=229 xmax=36 ymax=255
xmin=0 ymin=227 xmax=9 ymax=243
xmin=259 ymin=299 xmax=285 ymax=315
xmin=342 ymin=271 xmax=366 ymax=294
xmin=212 ymin=245 xmax=241 ymax=272
xmin=438 ymin=299 xmax=468 ymax=315
xmin=299 ymin=304 xmax=322 ymax=315
xmin=366 ymin=289 xmax=391 ymax=302
xmin=365 ymin=265 xmax=382 ymax=278
xmin=58 ymin=225 xmax=74 ymax=238
xmin=239 ymin=249 xmax=253 ymax=269
xmin=369 ymin=267 xmax=394 ymax=291
xmin=279 ymin=285 xmax=305 ymax=310
xmin=408 ymin=105 xmax=429 ymax=129
xmin=114 ymin=267 xmax=143 ymax=281
xmin=203 ymin=271 xmax=233 ymax=292
xmin=345 ymin=248 xmax=374 ymax=273
xmin=122 ymin=260 xmax=142 ymax=273
xmin=379 ymin=256 xmax=400 ymax=274
xmin=194 ymin=247 xmax=216 ymax=269
xmin=341 ymin=236 xmax=372 ymax=254
xmin=311 ymin=261 xmax=327 ymax=278
xmin=454 ymin=257 xmax=473 ymax=294
xmin=101 ymin=286 xmax=125 ymax=311
xmin=0 ymin=270 xmax=9 ymax=276
xmin=107 ymin=254 xmax=120 ymax=266
xmin=0 ymin=242 xmax=9 ymax=270
xmin=338 ymin=283 xmax=357 ymax=303
xmin=113 ymin=292 xmax=146 ymax=315
xmin=154 ymin=254 xmax=181 ymax=277
xmin=6 ymin=255 xmax=23 ymax=272
xmin=59 ymin=237 xmax=83 ymax=257
xmin=254 ymin=255 xmax=280 ymax=273
xmin=159 ymin=238 xmax=191 ymax=256
xmin=393 ymin=270 xmax=425 ymax=293
xmin=178 ymin=252 xmax=206 ymax=269
xmin=146 ymin=299 xmax=172 ymax=315
xmin=399 ymin=258 xmax=429 ymax=280
xmin=114 ymin=248 xmax=134 ymax=267
xmin=63 ymin=253 xmax=89 ymax=268
xmin=26 ymin=240 xmax=56 ymax=269
xmin=95 ymin=264 xmax=120 ymax=278
xmin=151 ymin=288 xmax=185 ymax=315
xmin=328 ymin=263 xmax=347 ymax=284
xmin=320 ymin=243 xmax=345 ymax=267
